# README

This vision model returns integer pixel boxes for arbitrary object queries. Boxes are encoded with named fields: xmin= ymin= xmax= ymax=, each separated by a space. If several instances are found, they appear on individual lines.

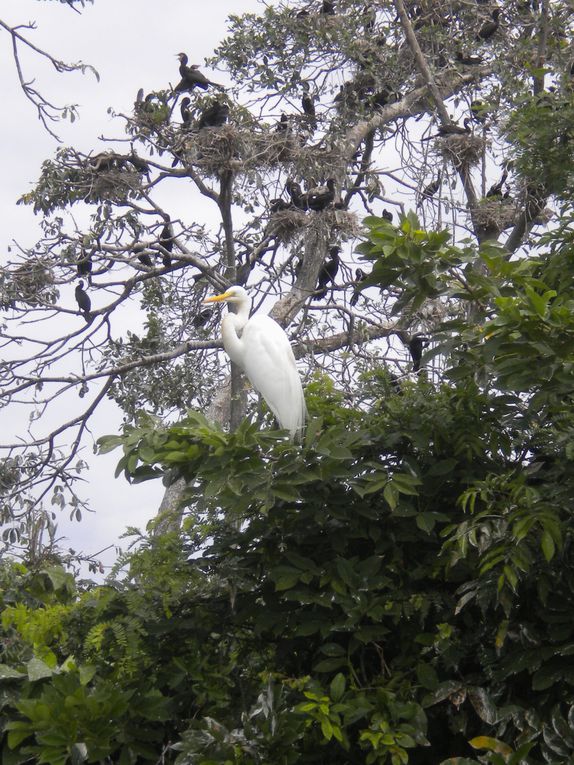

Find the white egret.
xmin=203 ymin=286 xmax=306 ymax=440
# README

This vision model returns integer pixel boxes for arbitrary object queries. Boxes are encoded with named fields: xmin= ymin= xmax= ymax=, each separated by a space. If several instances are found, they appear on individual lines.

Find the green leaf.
xmin=26 ymin=657 xmax=55 ymax=681
xmin=330 ymin=673 xmax=346 ymax=702
xmin=541 ymin=529 xmax=555 ymax=562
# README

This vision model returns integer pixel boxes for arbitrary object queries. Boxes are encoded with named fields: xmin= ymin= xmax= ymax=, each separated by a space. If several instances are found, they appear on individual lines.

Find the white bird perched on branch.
xmin=203 ymin=286 xmax=307 ymax=440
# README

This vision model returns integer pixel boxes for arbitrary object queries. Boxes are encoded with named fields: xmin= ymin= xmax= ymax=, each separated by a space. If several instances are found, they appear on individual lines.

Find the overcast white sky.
xmin=1 ymin=0 xmax=262 ymax=575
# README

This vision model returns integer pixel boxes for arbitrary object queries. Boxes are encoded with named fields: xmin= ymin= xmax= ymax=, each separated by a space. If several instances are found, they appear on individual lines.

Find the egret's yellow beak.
xmin=203 ymin=290 xmax=232 ymax=304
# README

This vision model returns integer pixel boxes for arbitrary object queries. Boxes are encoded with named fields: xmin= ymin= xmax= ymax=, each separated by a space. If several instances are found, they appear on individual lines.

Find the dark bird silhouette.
xmin=350 ymin=267 xmax=367 ymax=306
xmin=270 ymin=198 xmax=294 ymax=213
xmin=197 ymin=99 xmax=229 ymax=129
xmin=456 ymin=51 xmax=483 ymax=66
xmin=127 ymin=152 xmax=150 ymax=175
xmin=486 ymin=169 xmax=509 ymax=198
xmin=192 ymin=309 xmax=211 ymax=328
xmin=362 ymin=4 xmax=376 ymax=33
xmin=159 ymin=216 xmax=174 ymax=267
xmin=382 ymin=208 xmax=394 ymax=222
xmin=133 ymin=244 xmax=153 ymax=268
xmin=422 ymin=118 xmax=471 ymax=141
xmin=421 ymin=172 xmax=442 ymax=201
xmin=308 ymin=178 xmax=336 ymax=211
xmin=175 ymin=53 xmax=224 ymax=92
xmin=320 ymin=0 xmax=335 ymax=14
xmin=180 ymin=97 xmax=192 ymax=127
xmin=314 ymin=245 xmax=340 ymax=299
xmin=75 ymin=280 xmax=91 ymax=321
xmin=77 ymin=249 xmax=92 ymax=279
xmin=477 ymin=9 xmax=501 ymax=40
xmin=301 ymin=91 xmax=317 ymax=131
xmin=285 ymin=179 xmax=309 ymax=210
xmin=275 ymin=113 xmax=289 ymax=132
xmin=408 ymin=334 xmax=429 ymax=372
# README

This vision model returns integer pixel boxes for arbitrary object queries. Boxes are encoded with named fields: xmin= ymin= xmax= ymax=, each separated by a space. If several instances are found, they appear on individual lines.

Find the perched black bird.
xmin=422 ymin=118 xmax=471 ymax=141
xmin=192 ymin=309 xmax=211 ymax=328
xmin=382 ymin=208 xmax=394 ymax=222
xmin=350 ymin=267 xmax=367 ymax=306
xmin=175 ymin=53 xmax=224 ymax=92
xmin=180 ymin=97 xmax=192 ymax=128
xmin=301 ymin=91 xmax=317 ymax=131
xmin=486 ymin=169 xmax=509 ymax=198
xmin=286 ymin=179 xmax=309 ymax=210
xmin=421 ymin=172 xmax=442 ymax=201
xmin=308 ymin=178 xmax=336 ymax=211
xmin=275 ymin=113 xmax=289 ymax=132
xmin=75 ymin=280 xmax=91 ymax=321
xmin=456 ymin=51 xmax=483 ymax=66
xmin=197 ymin=99 xmax=229 ymax=129
xmin=159 ymin=216 xmax=174 ymax=267
xmin=270 ymin=198 xmax=293 ymax=213
xmin=477 ymin=9 xmax=501 ymax=40
xmin=133 ymin=244 xmax=153 ymax=268
xmin=77 ymin=249 xmax=92 ymax=279
xmin=314 ymin=245 xmax=341 ymax=299
xmin=408 ymin=334 xmax=429 ymax=372
xmin=320 ymin=0 xmax=335 ymax=14
xmin=127 ymin=152 xmax=150 ymax=175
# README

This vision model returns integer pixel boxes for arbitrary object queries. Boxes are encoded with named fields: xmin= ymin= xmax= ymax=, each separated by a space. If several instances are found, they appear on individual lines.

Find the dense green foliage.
xmin=2 ymin=212 xmax=574 ymax=764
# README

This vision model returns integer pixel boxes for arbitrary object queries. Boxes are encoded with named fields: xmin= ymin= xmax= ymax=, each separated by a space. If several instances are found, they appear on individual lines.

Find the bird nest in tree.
xmin=249 ymin=131 xmax=302 ymax=166
xmin=435 ymin=134 xmax=485 ymax=169
xmin=265 ymin=207 xmax=359 ymax=244
xmin=473 ymin=198 xmax=518 ymax=232
xmin=86 ymin=170 xmax=145 ymax=202
xmin=190 ymin=125 xmax=248 ymax=174
xmin=266 ymin=210 xmax=309 ymax=243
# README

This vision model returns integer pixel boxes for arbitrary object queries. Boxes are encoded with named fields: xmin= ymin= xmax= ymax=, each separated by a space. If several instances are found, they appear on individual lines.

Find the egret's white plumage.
xmin=204 ymin=286 xmax=306 ymax=440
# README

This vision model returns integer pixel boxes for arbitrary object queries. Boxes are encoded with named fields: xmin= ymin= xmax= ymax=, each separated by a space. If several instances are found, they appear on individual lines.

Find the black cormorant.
xmin=486 ymin=169 xmax=509 ymax=198
xmin=477 ymin=9 xmax=501 ymax=40
xmin=308 ymin=178 xmax=336 ymax=211
xmin=175 ymin=53 xmax=224 ymax=92
xmin=421 ymin=172 xmax=442 ymax=200
xmin=422 ymin=118 xmax=471 ymax=141
xmin=197 ymin=99 xmax=229 ymax=129
xmin=133 ymin=244 xmax=153 ymax=268
xmin=77 ymin=249 xmax=92 ymax=279
xmin=159 ymin=216 xmax=174 ymax=267
xmin=455 ymin=51 xmax=483 ymax=66
xmin=314 ymin=245 xmax=340 ymax=299
xmin=276 ymin=113 xmax=289 ymax=132
xmin=320 ymin=0 xmax=335 ymax=14
xmin=286 ymin=179 xmax=309 ymax=210
xmin=75 ymin=280 xmax=91 ymax=320
xmin=408 ymin=334 xmax=429 ymax=372
xmin=350 ymin=267 xmax=367 ymax=306
xmin=301 ymin=91 xmax=317 ymax=131
xmin=180 ymin=97 xmax=192 ymax=127
xmin=382 ymin=208 xmax=393 ymax=222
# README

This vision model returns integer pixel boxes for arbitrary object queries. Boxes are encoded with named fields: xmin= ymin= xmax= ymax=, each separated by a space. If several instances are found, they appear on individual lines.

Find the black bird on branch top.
xmin=408 ymin=334 xmax=429 ymax=372
xmin=76 ymin=248 xmax=92 ymax=279
xmin=314 ymin=245 xmax=341 ymax=299
xmin=75 ymin=281 xmax=91 ymax=321
xmin=477 ymin=9 xmax=501 ymax=40
xmin=180 ymin=97 xmax=192 ymax=127
xmin=159 ymin=216 xmax=174 ymax=267
xmin=133 ymin=244 xmax=153 ymax=268
xmin=421 ymin=172 xmax=442 ymax=201
xmin=455 ymin=51 xmax=483 ymax=66
xmin=350 ymin=267 xmax=367 ymax=306
xmin=198 ymin=99 xmax=229 ymax=129
xmin=308 ymin=178 xmax=336 ymax=211
xmin=175 ymin=53 xmax=224 ymax=92
xmin=301 ymin=88 xmax=317 ymax=131
xmin=422 ymin=118 xmax=471 ymax=141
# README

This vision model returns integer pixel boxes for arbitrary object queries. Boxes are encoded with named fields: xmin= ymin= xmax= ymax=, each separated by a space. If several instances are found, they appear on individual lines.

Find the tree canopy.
xmin=2 ymin=0 xmax=574 ymax=761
